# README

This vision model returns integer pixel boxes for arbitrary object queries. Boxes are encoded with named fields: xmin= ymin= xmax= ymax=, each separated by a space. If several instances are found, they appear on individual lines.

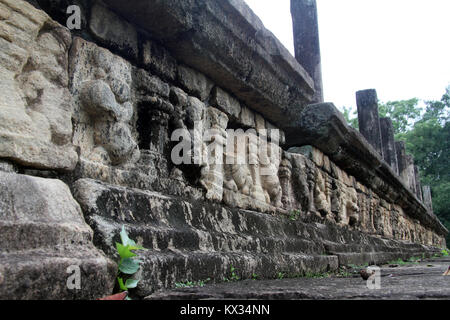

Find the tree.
xmin=378 ymin=98 xmax=421 ymax=135
xmin=341 ymin=106 xmax=359 ymax=129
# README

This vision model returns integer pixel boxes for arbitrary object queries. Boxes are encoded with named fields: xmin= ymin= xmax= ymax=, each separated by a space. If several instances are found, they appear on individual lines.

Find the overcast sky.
xmin=244 ymin=0 xmax=450 ymax=112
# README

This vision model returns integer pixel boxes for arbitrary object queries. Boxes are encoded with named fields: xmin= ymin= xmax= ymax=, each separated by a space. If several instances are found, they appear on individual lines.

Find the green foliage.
xmin=223 ymin=264 xmax=240 ymax=282
xmin=251 ymin=273 xmax=259 ymax=281
xmin=115 ymin=226 xmax=146 ymax=293
xmin=288 ymin=209 xmax=301 ymax=221
xmin=341 ymin=106 xmax=359 ymax=129
xmin=442 ymin=249 xmax=449 ymax=257
xmin=175 ymin=278 xmax=210 ymax=288
xmin=387 ymin=257 xmax=420 ymax=265
xmin=276 ymin=272 xmax=285 ymax=280
xmin=378 ymin=98 xmax=421 ymax=134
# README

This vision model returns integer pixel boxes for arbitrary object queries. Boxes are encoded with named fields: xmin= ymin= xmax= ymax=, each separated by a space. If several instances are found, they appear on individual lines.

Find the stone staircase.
xmin=73 ymin=178 xmax=440 ymax=298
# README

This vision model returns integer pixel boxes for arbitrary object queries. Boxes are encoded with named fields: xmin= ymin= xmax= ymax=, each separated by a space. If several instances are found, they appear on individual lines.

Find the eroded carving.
xmin=70 ymin=37 xmax=139 ymax=167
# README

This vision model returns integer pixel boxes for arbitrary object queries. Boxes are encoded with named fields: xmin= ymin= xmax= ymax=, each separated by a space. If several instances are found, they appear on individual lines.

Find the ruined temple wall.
xmin=0 ymin=0 xmax=446 ymax=299
xmin=1 ymin=0 xmax=445 ymax=251
xmin=59 ymin=12 xmax=443 ymax=247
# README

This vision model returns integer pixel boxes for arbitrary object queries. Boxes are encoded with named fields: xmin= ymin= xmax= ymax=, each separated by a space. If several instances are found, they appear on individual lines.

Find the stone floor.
xmin=145 ymin=257 xmax=450 ymax=300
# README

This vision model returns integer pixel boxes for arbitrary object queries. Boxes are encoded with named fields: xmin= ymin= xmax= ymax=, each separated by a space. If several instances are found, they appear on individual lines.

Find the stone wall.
xmin=0 ymin=0 xmax=447 ymax=299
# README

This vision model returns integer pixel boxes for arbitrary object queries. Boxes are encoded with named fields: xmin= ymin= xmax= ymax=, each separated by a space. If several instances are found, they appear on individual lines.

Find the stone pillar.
xmin=405 ymin=155 xmax=417 ymax=194
xmin=422 ymin=186 xmax=433 ymax=213
xmin=414 ymin=166 xmax=423 ymax=201
xmin=380 ymin=117 xmax=399 ymax=174
xmin=356 ymin=89 xmax=384 ymax=157
xmin=395 ymin=141 xmax=408 ymax=182
xmin=291 ymin=0 xmax=323 ymax=103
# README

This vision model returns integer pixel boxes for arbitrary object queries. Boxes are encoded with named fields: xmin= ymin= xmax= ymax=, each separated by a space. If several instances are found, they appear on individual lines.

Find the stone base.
xmin=0 ymin=172 xmax=116 ymax=300
xmin=73 ymin=178 xmax=441 ymax=298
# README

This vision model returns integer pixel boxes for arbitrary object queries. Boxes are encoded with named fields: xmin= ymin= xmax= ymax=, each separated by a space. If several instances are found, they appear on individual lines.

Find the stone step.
xmin=90 ymin=219 xmax=322 ymax=257
xmin=0 ymin=247 xmax=115 ymax=300
xmin=133 ymin=250 xmax=338 ymax=297
xmin=0 ymin=221 xmax=93 ymax=252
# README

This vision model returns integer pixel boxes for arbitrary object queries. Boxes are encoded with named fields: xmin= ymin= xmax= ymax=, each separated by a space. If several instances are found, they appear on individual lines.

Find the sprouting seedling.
xmin=116 ymin=226 xmax=146 ymax=294
xmin=229 ymin=264 xmax=240 ymax=281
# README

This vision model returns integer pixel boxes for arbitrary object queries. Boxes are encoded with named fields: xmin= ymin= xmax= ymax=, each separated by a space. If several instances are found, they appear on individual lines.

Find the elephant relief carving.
xmin=260 ymin=142 xmax=282 ymax=208
xmin=314 ymin=169 xmax=331 ymax=217
xmin=80 ymin=78 xmax=138 ymax=166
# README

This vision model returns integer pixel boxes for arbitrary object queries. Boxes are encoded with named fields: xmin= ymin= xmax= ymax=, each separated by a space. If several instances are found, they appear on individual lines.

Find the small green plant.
xmin=335 ymin=268 xmax=353 ymax=278
xmin=230 ymin=265 xmax=240 ymax=281
xmin=387 ymin=258 xmax=408 ymax=265
xmin=408 ymin=256 xmax=421 ymax=263
xmin=251 ymin=273 xmax=259 ymax=281
xmin=289 ymin=210 xmax=301 ymax=221
xmin=387 ymin=257 xmax=419 ymax=266
xmin=224 ymin=264 xmax=240 ymax=282
xmin=115 ymin=226 xmax=146 ymax=294
xmin=175 ymin=278 xmax=210 ymax=288
xmin=442 ymin=249 xmax=449 ymax=257
xmin=277 ymin=272 xmax=285 ymax=280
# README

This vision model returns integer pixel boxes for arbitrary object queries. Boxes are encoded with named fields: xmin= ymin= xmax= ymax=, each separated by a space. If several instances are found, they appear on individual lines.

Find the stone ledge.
xmin=102 ymin=0 xmax=315 ymax=128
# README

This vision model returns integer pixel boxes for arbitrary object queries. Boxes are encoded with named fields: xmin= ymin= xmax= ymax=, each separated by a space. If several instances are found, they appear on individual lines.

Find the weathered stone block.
xmin=178 ymin=65 xmax=214 ymax=101
xmin=142 ymin=39 xmax=178 ymax=81
xmin=0 ymin=0 xmax=77 ymax=170
xmin=210 ymin=86 xmax=241 ymax=120
xmin=89 ymin=2 xmax=138 ymax=60
xmin=239 ymin=105 xmax=256 ymax=128
xmin=133 ymin=68 xmax=170 ymax=98
xmin=0 ymin=172 xmax=116 ymax=299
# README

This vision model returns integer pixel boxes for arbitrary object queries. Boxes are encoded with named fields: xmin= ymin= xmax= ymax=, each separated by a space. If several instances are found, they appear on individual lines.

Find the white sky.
xmin=244 ymin=0 xmax=450 ymax=112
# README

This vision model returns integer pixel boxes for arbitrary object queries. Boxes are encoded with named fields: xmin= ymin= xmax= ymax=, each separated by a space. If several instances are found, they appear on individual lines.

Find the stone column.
xmin=291 ymin=0 xmax=324 ymax=103
xmin=380 ymin=117 xmax=399 ymax=174
xmin=395 ymin=141 xmax=408 ymax=182
xmin=414 ymin=165 xmax=423 ymax=201
xmin=405 ymin=155 xmax=417 ymax=194
xmin=356 ymin=89 xmax=384 ymax=157
xmin=422 ymin=186 xmax=433 ymax=214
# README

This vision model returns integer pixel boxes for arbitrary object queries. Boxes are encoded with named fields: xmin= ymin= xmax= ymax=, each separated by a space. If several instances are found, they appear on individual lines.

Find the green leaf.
xmin=119 ymin=258 xmax=142 ymax=275
xmin=116 ymin=242 xmax=136 ymax=259
xmin=120 ymin=226 xmax=145 ymax=250
xmin=120 ymin=226 xmax=137 ymax=247
xmin=118 ymin=277 xmax=127 ymax=291
xmin=125 ymin=279 xmax=139 ymax=289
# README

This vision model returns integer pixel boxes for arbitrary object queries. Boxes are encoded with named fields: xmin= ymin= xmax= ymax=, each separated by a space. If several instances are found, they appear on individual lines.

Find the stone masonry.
xmin=0 ymin=0 xmax=447 ymax=299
